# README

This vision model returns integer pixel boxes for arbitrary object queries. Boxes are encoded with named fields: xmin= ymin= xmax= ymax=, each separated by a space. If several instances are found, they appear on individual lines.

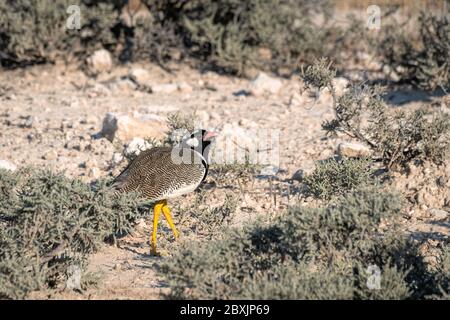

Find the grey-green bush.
xmin=1 ymin=0 xmax=343 ymax=76
xmin=0 ymin=0 xmax=117 ymax=67
xmin=303 ymin=157 xmax=375 ymax=200
xmin=301 ymin=58 xmax=450 ymax=169
xmin=159 ymin=188 xmax=449 ymax=299
xmin=0 ymin=168 xmax=147 ymax=299
xmin=179 ymin=0 xmax=336 ymax=76
xmin=379 ymin=12 xmax=450 ymax=91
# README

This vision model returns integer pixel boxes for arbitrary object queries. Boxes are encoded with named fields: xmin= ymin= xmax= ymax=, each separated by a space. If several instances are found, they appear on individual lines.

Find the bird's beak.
xmin=203 ymin=131 xmax=218 ymax=141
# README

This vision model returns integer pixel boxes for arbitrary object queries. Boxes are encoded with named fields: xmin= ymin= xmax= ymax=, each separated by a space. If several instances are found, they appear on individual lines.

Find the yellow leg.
xmin=161 ymin=200 xmax=179 ymax=239
xmin=151 ymin=201 xmax=164 ymax=255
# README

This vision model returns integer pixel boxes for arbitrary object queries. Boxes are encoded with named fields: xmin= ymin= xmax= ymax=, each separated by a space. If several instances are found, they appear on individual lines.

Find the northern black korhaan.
xmin=112 ymin=129 xmax=217 ymax=254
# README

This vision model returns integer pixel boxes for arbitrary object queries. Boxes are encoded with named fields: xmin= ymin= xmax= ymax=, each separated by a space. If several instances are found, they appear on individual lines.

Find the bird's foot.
xmin=150 ymin=244 xmax=161 ymax=257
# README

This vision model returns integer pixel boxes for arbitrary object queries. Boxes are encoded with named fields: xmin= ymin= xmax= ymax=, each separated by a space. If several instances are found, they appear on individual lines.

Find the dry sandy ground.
xmin=1 ymin=60 xmax=449 ymax=299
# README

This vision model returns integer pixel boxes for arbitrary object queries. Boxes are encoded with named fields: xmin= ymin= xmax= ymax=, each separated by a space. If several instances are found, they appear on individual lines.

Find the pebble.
xmin=0 ymin=159 xmax=17 ymax=171
xmin=337 ymin=142 xmax=371 ymax=158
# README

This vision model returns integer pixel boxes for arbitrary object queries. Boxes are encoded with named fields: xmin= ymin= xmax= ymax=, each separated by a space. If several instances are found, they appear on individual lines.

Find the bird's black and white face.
xmin=181 ymin=129 xmax=217 ymax=158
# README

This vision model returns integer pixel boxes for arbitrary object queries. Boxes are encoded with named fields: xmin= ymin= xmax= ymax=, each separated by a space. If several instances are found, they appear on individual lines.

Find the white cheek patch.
xmin=186 ymin=138 xmax=199 ymax=148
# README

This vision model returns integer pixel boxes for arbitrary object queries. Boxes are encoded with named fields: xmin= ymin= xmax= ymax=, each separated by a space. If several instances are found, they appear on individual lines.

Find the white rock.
xmin=124 ymin=137 xmax=152 ymax=157
xmin=111 ymin=152 xmax=124 ymax=165
xmin=250 ymin=72 xmax=283 ymax=96
xmin=259 ymin=165 xmax=279 ymax=177
xmin=86 ymin=49 xmax=113 ymax=75
xmin=88 ymin=83 xmax=111 ymax=97
xmin=337 ymin=142 xmax=371 ymax=158
xmin=151 ymin=83 xmax=179 ymax=94
xmin=66 ymin=265 xmax=82 ymax=291
xmin=177 ymin=82 xmax=193 ymax=93
xmin=99 ymin=112 xmax=167 ymax=143
xmin=0 ymin=159 xmax=17 ymax=171
xmin=428 ymin=208 xmax=449 ymax=220
xmin=108 ymin=78 xmax=137 ymax=92
xmin=43 ymin=150 xmax=58 ymax=160
xmin=129 ymin=67 xmax=151 ymax=84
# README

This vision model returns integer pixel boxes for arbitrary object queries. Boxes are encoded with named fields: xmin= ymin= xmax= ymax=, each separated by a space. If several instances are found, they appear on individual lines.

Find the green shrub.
xmin=1 ymin=0 xmax=342 ymax=75
xmin=301 ymin=58 xmax=450 ymax=169
xmin=303 ymin=158 xmax=375 ymax=200
xmin=0 ymin=168 xmax=147 ymax=299
xmin=159 ymin=188 xmax=450 ymax=299
xmin=178 ymin=0 xmax=336 ymax=76
xmin=379 ymin=12 xmax=450 ymax=91
xmin=0 ymin=0 xmax=117 ymax=67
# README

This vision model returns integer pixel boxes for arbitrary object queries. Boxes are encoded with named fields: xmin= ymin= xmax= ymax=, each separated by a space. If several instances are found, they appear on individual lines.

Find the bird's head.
xmin=180 ymin=129 xmax=218 ymax=158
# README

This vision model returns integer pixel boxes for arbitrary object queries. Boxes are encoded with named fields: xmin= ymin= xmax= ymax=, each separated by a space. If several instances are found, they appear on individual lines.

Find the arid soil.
xmin=1 ymin=60 xmax=449 ymax=299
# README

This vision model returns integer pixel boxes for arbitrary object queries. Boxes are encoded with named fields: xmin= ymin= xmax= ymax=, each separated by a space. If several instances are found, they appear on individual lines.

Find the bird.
xmin=112 ymin=129 xmax=217 ymax=255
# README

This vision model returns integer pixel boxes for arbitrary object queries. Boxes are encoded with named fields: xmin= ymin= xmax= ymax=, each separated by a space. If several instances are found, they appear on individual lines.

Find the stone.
xmin=250 ymin=72 xmax=283 ymax=96
xmin=428 ymin=208 xmax=449 ymax=220
xmin=86 ymin=49 xmax=113 ymax=75
xmin=88 ymin=83 xmax=111 ymax=97
xmin=129 ymin=67 xmax=151 ymax=84
xmin=291 ymin=169 xmax=305 ymax=182
xmin=43 ymin=150 xmax=58 ymax=160
xmin=99 ymin=112 xmax=167 ymax=143
xmin=258 ymin=165 xmax=280 ymax=178
xmin=151 ymin=83 xmax=179 ymax=94
xmin=124 ymin=137 xmax=152 ymax=157
xmin=111 ymin=152 xmax=124 ymax=165
xmin=108 ymin=78 xmax=137 ymax=92
xmin=0 ymin=159 xmax=17 ymax=171
xmin=337 ymin=142 xmax=371 ymax=158
xmin=66 ymin=265 xmax=82 ymax=291
xmin=177 ymin=82 xmax=193 ymax=93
